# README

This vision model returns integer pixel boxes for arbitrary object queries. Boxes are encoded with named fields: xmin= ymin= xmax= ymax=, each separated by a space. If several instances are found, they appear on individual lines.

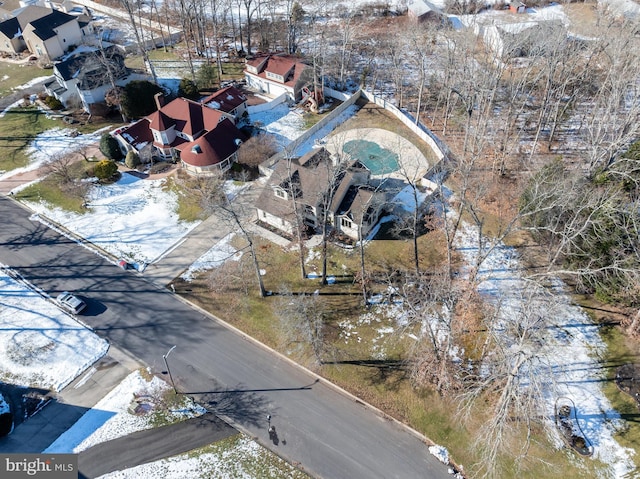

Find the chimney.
xmin=154 ymin=92 xmax=165 ymax=110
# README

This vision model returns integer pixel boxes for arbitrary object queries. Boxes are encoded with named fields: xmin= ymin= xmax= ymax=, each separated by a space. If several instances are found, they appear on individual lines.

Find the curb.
xmin=161 ymin=286 xmax=456 ymax=475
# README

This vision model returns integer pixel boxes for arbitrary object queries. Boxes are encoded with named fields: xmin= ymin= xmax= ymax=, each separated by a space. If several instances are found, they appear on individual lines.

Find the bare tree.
xmin=120 ymin=0 xmax=158 ymax=83
xmin=276 ymin=288 xmax=325 ymax=366
xmin=458 ymin=285 xmax=556 ymax=479
xmin=236 ymin=133 xmax=278 ymax=169
xmin=45 ymin=153 xmax=76 ymax=184
xmin=178 ymin=172 xmax=266 ymax=297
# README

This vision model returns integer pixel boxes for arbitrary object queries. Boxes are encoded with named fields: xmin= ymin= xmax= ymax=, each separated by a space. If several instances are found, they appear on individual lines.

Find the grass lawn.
xmin=15 ymin=160 xmax=95 ymax=213
xmin=189 ymin=434 xmax=310 ymax=478
xmin=0 ymin=61 xmax=50 ymax=96
xmin=0 ymin=106 xmax=58 ymax=172
xmin=0 ymin=105 xmax=121 ymax=175
xmin=124 ymin=48 xmax=180 ymax=70
xmin=126 ymin=46 xmax=245 ymax=88
xmin=180 ymin=224 xmax=605 ymax=478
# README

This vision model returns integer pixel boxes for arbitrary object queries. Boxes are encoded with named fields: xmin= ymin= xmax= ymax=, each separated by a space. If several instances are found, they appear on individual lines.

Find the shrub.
xmin=197 ymin=64 xmax=218 ymax=89
xmin=121 ymin=81 xmax=164 ymax=118
xmin=43 ymin=95 xmax=63 ymax=110
xmin=125 ymin=150 xmax=141 ymax=169
xmin=93 ymin=159 xmax=118 ymax=180
xmin=100 ymin=133 xmax=123 ymax=160
xmin=178 ymin=78 xmax=199 ymax=100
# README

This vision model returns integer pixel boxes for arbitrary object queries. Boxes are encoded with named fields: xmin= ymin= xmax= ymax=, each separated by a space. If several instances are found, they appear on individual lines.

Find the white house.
xmin=244 ymin=53 xmax=311 ymax=102
xmin=44 ymin=45 xmax=134 ymax=112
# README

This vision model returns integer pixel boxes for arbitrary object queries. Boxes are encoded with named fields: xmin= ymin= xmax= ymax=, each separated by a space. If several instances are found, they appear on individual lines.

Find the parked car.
xmin=56 ymin=292 xmax=87 ymax=314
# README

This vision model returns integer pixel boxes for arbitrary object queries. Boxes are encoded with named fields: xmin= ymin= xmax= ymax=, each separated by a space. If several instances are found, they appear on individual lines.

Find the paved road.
xmin=0 ymin=78 xmax=50 ymax=112
xmin=0 ymin=196 xmax=450 ymax=479
xmin=78 ymin=413 xmax=236 ymax=478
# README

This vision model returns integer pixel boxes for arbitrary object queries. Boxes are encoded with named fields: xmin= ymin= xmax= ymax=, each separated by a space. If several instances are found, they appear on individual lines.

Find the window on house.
xmin=262 ymin=211 xmax=266 ymax=218
xmin=341 ymin=218 xmax=351 ymax=228
xmin=275 ymin=189 xmax=286 ymax=199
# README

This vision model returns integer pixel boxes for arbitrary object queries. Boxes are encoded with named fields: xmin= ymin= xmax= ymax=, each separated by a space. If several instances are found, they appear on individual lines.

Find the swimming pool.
xmin=343 ymin=139 xmax=400 ymax=175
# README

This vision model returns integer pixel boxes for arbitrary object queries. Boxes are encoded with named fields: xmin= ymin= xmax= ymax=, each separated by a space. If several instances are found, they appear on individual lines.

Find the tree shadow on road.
xmin=186 ymin=380 xmax=319 ymax=428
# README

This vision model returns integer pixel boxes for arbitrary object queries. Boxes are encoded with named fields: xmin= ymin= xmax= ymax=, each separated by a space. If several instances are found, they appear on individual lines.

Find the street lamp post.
xmin=162 ymin=345 xmax=177 ymax=394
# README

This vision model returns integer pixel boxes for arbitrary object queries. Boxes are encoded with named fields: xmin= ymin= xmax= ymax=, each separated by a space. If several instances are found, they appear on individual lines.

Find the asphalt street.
xmin=0 ymin=195 xmax=451 ymax=479
xmin=78 ymin=413 xmax=236 ymax=478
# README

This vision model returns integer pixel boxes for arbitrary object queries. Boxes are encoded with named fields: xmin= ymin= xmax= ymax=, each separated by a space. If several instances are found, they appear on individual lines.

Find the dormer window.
xmin=192 ymin=144 xmax=202 ymax=154
xmin=275 ymin=188 xmax=287 ymax=199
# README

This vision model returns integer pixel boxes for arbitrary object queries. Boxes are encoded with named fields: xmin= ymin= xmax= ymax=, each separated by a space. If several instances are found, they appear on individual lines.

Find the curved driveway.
xmin=0 ymin=196 xmax=450 ymax=479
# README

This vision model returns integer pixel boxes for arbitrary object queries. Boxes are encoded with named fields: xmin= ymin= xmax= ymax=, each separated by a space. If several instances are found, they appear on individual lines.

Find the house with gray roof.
xmin=44 ymin=45 xmax=137 ymax=113
xmin=0 ymin=4 xmax=92 ymax=59
xmin=256 ymin=148 xmax=386 ymax=241
xmin=406 ymin=0 xmax=444 ymax=23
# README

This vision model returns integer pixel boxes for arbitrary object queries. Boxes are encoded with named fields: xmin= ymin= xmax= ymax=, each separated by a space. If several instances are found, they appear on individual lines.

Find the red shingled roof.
xmin=245 ymin=54 xmax=308 ymax=86
xmin=202 ymin=86 xmax=247 ymax=114
xmin=152 ymin=97 xmax=225 ymax=138
xmin=179 ymin=118 xmax=245 ymax=168
xmin=148 ymin=110 xmax=175 ymax=132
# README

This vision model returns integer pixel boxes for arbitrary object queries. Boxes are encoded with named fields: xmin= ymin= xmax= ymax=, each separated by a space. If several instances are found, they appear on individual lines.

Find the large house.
xmin=202 ymin=86 xmax=248 ymax=121
xmin=244 ymin=53 xmax=311 ymax=102
xmin=0 ymin=4 xmax=92 ymax=59
xmin=114 ymin=95 xmax=246 ymax=176
xmin=44 ymin=45 xmax=133 ymax=113
xmin=256 ymin=148 xmax=385 ymax=241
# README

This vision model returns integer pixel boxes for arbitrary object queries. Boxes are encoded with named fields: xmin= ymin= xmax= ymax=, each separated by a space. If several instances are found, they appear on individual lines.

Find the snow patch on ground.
xmin=96 ymin=435 xmax=296 ymax=479
xmin=251 ymin=102 xmax=304 ymax=147
xmin=454 ymin=225 xmax=637 ymax=478
xmin=0 ymin=393 xmax=10 ymax=415
xmin=180 ymin=233 xmax=242 ymax=282
xmin=0 ymin=126 xmax=112 ymax=181
xmin=26 ymin=173 xmax=200 ymax=264
xmin=0 ymin=267 xmax=108 ymax=391
xmin=45 ymin=370 xmax=204 ymax=453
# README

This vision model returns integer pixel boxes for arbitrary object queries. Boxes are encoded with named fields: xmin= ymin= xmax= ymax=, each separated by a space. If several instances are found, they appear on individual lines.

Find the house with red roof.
xmin=201 ymin=86 xmax=248 ymax=120
xmin=244 ymin=53 xmax=312 ymax=101
xmin=114 ymin=94 xmax=246 ymax=176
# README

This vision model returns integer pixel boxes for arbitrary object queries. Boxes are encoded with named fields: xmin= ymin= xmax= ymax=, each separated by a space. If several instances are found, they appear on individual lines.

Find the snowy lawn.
xmin=250 ymin=102 xmax=305 ymax=147
xmin=454 ymin=226 xmax=637 ymax=478
xmin=0 ymin=268 xmax=108 ymax=391
xmin=45 ymin=370 xmax=308 ymax=479
xmin=180 ymin=233 xmax=243 ymax=282
xmin=26 ymin=173 xmax=201 ymax=265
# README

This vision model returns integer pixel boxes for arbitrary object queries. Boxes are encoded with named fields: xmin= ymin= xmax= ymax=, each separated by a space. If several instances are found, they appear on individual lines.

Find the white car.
xmin=56 ymin=291 xmax=87 ymax=314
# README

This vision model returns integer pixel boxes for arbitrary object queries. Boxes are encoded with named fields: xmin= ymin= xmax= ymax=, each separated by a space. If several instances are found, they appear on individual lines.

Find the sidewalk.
xmin=0 ymin=346 xmax=140 ymax=453
xmin=142 ymin=179 xmax=267 ymax=286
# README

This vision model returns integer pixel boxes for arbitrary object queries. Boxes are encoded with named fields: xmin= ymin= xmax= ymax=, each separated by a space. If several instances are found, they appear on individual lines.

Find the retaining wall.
xmin=258 ymin=88 xmax=450 ymax=178
xmin=247 ymin=92 xmax=288 ymax=115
